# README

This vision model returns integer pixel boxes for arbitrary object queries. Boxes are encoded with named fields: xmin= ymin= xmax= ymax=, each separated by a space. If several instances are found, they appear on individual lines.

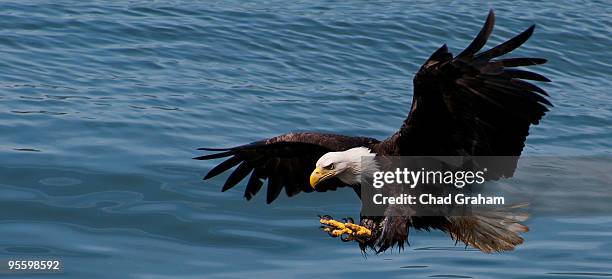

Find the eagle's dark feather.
xmin=195 ymin=10 xmax=550 ymax=253
xmin=195 ymin=133 xmax=379 ymax=203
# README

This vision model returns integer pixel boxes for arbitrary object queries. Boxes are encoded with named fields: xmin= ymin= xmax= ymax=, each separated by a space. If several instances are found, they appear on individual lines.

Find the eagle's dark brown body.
xmin=195 ymin=10 xmax=550 ymax=253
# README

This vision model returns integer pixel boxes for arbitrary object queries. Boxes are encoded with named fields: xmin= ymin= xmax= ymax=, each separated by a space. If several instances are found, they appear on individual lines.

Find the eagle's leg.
xmin=319 ymin=215 xmax=372 ymax=243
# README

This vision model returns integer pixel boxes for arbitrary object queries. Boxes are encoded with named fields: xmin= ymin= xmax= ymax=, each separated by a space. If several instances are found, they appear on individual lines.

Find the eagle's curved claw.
xmin=319 ymin=216 xmax=372 ymax=243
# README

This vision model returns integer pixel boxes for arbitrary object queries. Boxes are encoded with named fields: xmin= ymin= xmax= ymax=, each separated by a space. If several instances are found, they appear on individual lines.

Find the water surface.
xmin=1 ymin=0 xmax=611 ymax=278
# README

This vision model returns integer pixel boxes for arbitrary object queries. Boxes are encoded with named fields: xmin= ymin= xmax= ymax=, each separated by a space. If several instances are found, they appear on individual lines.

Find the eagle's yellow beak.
xmin=310 ymin=167 xmax=333 ymax=188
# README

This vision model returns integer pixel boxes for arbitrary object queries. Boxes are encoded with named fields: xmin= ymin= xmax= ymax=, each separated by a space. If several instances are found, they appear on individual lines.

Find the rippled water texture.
xmin=1 ymin=1 xmax=611 ymax=278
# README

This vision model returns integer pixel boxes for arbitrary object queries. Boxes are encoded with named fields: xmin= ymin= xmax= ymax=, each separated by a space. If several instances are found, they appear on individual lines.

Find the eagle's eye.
xmin=324 ymin=163 xmax=335 ymax=170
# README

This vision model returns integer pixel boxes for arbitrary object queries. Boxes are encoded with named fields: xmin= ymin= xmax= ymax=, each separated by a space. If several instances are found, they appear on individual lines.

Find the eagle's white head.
xmin=310 ymin=147 xmax=378 ymax=188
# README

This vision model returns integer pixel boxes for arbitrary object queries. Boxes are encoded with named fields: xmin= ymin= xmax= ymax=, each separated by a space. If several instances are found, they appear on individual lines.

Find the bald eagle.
xmin=194 ymin=10 xmax=551 ymax=253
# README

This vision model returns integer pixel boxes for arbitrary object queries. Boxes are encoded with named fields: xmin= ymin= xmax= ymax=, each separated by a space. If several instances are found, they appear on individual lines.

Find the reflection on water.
xmin=1 ymin=0 xmax=611 ymax=278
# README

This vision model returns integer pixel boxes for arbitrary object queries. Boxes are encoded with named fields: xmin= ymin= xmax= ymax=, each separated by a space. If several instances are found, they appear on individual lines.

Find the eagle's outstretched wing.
xmin=368 ymin=10 xmax=551 ymax=253
xmin=394 ymin=10 xmax=550 ymax=171
xmin=194 ymin=132 xmax=379 ymax=203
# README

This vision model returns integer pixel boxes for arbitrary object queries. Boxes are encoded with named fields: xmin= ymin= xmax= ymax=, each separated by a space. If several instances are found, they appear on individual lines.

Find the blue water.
xmin=1 ymin=0 xmax=611 ymax=278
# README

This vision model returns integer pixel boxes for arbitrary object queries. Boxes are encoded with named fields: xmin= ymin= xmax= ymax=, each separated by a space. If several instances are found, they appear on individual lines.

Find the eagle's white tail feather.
xmin=446 ymin=203 xmax=529 ymax=253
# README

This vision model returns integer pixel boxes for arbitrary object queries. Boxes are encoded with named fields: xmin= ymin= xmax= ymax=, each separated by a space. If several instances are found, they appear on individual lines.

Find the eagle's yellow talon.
xmin=330 ymin=229 xmax=347 ymax=237
xmin=319 ymin=218 xmax=372 ymax=241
